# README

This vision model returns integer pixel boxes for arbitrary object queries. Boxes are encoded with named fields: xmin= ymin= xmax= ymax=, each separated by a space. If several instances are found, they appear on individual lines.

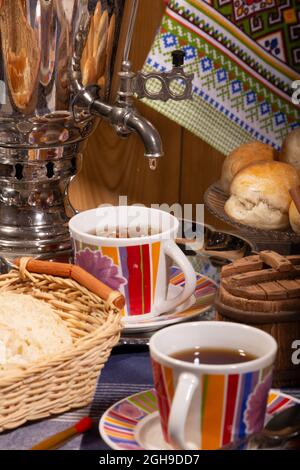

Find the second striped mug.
xmin=150 ymin=321 xmax=277 ymax=450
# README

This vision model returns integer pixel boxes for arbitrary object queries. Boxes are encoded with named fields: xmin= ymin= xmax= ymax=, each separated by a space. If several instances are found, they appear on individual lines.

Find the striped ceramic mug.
xmin=150 ymin=321 xmax=277 ymax=450
xmin=69 ymin=206 xmax=196 ymax=320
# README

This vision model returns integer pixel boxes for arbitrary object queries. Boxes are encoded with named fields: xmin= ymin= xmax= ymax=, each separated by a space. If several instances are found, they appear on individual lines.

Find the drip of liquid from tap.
xmin=149 ymin=158 xmax=158 ymax=171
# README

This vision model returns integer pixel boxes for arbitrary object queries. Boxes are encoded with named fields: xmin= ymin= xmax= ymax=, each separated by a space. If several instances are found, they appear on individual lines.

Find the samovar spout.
xmin=89 ymin=96 xmax=164 ymax=168
xmin=124 ymin=113 xmax=164 ymax=164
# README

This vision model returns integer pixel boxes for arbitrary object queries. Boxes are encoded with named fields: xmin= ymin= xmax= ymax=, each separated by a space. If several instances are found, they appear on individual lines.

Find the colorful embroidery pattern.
xmin=143 ymin=0 xmax=300 ymax=154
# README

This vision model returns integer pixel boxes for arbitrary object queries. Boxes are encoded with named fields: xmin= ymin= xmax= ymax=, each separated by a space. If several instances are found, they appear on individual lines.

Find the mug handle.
xmin=156 ymin=240 xmax=196 ymax=314
xmin=168 ymin=372 xmax=200 ymax=450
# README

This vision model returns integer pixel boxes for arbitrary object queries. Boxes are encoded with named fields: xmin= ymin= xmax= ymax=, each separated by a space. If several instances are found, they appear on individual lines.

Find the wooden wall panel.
xmin=180 ymin=130 xmax=230 ymax=230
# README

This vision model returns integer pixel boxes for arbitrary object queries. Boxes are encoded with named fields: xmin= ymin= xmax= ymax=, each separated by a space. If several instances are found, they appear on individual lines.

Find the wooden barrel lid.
xmin=218 ymin=251 xmax=300 ymax=320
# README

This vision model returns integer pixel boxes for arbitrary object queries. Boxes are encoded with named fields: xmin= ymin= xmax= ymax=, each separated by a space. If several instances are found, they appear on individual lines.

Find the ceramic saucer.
xmin=122 ymin=267 xmax=217 ymax=333
xmin=99 ymin=388 xmax=300 ymax=450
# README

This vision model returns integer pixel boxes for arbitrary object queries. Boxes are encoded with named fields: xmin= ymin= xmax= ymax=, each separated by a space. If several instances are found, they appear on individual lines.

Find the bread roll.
xmin=279 ymin=128 xmax=300 ymax=171
xmin=225 ymin=161 xmax=299 ymax=230
xmin=221 ymin=141 xmax=278 ymax=194
xmin=289 ymin=200 xmax=300 ymax=234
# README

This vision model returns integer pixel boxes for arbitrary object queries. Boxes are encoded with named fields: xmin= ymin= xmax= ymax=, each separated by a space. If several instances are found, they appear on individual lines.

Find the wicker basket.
xmin=0 ymin=257 xmax=124 ymax=432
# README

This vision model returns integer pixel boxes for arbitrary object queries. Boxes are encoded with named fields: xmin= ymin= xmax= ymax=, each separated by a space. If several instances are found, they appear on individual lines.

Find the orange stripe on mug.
xmin=101 ymin=246 xmax=125 ymax=315
xmin=151 ymin=242 xmax=161 ymax=301
xmin=101 ymin=246 xmax=119 ymax=266
xmin=268 ymin=391 xmax=278 ymax=405
xmin=201 ymin=375 xmax=225 ymax=450
xmin=162 ymin=366 xmax=174 ymax=404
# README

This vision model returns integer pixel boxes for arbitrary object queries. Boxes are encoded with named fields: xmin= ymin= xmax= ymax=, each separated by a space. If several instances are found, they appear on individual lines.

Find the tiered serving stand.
xmin=204 ymin=182 xmax=300 ymax=255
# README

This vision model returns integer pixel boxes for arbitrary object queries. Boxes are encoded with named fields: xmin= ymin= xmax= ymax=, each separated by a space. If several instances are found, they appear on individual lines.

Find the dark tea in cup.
xmin=88 ymin=225 xmax=161 ymax=238
xmin=171 ymin=347 xmax=257 ymax=365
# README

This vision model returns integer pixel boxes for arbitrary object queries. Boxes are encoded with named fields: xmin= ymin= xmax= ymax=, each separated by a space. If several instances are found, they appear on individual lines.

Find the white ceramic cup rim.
xmin=149 ymin=321 xmax=278 ymax=374
xmin=69 ymin=205 xmax=179 ymax=246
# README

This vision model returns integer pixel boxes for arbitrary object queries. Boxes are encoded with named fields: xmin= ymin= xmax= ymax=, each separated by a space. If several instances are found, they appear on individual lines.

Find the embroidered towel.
xmin=143 ymin=0 xmax=300 ymax=155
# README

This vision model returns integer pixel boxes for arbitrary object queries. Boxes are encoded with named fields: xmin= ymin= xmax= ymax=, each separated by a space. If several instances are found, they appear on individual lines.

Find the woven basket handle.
xmin=14 ymin=258 xmax=125 ymax=310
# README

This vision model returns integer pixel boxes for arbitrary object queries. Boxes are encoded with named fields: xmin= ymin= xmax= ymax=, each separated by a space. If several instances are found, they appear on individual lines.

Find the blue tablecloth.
xmin=0 ymin=346 xmax=299 ymax=450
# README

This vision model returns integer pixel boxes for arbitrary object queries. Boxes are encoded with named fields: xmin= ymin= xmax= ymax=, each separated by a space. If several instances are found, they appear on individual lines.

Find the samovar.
xmin=0 ymin=0 xmax=193 ymax=260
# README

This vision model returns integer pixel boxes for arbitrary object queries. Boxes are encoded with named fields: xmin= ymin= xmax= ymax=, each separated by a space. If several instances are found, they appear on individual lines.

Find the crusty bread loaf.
xmin=279 ymin=129 xmax=300 ymax=171
xmin=289 ymin=200 xmax=300 ymax=234
xmin=225 ymin=161 xmax=300 ymax=230
xmin=221 ymin=141 xmax=278 ymax=194
xmin=0 ymin=293 xmax=72 ymax=368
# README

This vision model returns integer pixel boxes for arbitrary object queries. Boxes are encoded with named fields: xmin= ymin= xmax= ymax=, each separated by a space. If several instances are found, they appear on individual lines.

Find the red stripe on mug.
xmin=142 ymin=244 xmax=151 ymax=314
xmin=222 ymin=374 xmax=239 ymax=445
xmin=267 ymin=397 xmax=290 ymax=415
xmin=151 ymin=359 xmax=170 ymax=443
xmin=127 ymin=246 xmax=143 ymax=315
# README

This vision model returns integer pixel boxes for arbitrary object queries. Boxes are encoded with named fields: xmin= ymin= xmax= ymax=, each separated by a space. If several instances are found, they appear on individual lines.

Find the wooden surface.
xmin=70 ymin=0 xmax=227 ymax=230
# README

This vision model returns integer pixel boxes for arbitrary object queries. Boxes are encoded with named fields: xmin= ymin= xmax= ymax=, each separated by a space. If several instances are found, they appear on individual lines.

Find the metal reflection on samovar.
xmin=0 ymin=0 xmax=193 ymax=261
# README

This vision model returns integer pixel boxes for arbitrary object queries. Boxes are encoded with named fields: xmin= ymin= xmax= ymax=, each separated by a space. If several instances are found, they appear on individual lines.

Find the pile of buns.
xmin=221 ymin=128 xmax=300 ymax=233
xmin=0 ymin=293 xmax=72 ymax=370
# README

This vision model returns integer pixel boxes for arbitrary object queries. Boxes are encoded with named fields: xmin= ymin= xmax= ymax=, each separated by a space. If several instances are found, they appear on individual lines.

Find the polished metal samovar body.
xmin=0 ymin=0 xmax=193 ymax=260
xmin=0 ymin=0 xmax=127 ymax=260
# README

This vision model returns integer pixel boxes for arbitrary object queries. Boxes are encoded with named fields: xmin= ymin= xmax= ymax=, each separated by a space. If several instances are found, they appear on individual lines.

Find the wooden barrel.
xmin=216 ymin=251 xmax=300 ymax=388
xmin=215 ymin=297 xmax=300 ymax=388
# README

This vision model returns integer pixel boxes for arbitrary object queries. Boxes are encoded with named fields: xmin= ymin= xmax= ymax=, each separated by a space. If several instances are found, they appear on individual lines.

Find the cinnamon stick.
xmin=14 ymin=258 xmax=72 ymax=278
xmin=14 ymin=258 xmax=125 ymax=310
xmin=71 ymin=265 xmax=125 ymax=310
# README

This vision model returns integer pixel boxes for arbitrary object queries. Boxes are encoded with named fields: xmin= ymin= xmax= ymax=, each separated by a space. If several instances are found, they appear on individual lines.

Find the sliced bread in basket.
xmin=0 ymin=257 xmax=124 ymax=432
